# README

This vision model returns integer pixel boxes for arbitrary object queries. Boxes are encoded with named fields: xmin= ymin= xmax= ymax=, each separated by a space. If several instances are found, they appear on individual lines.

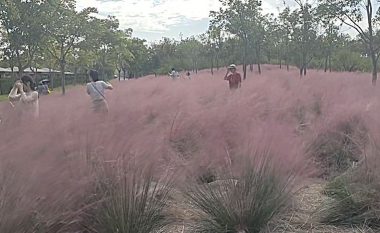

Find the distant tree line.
xmin=1 ymin=0 xmax=379 ymax=95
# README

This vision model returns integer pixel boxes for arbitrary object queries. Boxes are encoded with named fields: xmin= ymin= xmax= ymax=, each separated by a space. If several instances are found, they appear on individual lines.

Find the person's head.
xmin=171 ymin=68 xmax=175 ymax=71
xmin=21 ymin=75 xmax=36 ymax=92
xmin=88 ymin=69 xmax=99 ymax=82
xmin=228 ymin=64 xmax=237 ymax=73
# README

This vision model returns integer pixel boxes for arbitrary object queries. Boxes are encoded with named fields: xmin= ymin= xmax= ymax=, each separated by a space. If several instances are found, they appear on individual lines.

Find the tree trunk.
xmin=211 ymin=57 xmax=214 ymax=75
xmin=60 ymin=60 xmax=65 ymax=95
xmin=366 ymin=0 xmax=376 ymax=85
xmin=74 ymin=67 xmax=77 ymax=86
xmin=216 ymin=52 xmax=219 ymax=70
xmin=243 ymin=39 xmax=247 ymax=80
xmin=329 ymin=55 xmax=332 ymax=72
xmin=49 ymin=68 xmax=54 ymax=90
xmin=324 ymin=56 xmax=328 ymax=72
xmin=123 ymin=69 xmax=126 ymax=80
xmin=286 ymin=57 xmax=289 ymax=71
xmin=256 ymin=46 xmax=262 ymax=75
xmin=250 ymin=64 xmax=253 ymax=72
xmin=243 ymin=64 xmax=247 ymax=80
xmin=0 ymin=74 xmax=3 ymax=95
xmin=371 ymin=54 xmax=377 ymax=85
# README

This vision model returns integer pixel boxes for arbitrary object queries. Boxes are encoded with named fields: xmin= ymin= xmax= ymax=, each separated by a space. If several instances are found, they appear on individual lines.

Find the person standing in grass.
xmin=86 ymin=69 xmax=113 ymax=113
xmin=186 ymin=71 xmax=191 ymax=79
xmin=224 ymin=64 xmax=242 ymax=90
xmin=169 ymin=68 xmax=179 ymax=79
xmin=8 ymin=75 xmax=39 ymax=119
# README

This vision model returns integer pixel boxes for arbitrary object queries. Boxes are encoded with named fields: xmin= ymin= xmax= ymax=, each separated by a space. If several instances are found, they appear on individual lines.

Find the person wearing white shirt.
xmin=86 ymin=69 xmax=113 ymax=113
xmin=8 ymin=75 xmax=39 ymax=119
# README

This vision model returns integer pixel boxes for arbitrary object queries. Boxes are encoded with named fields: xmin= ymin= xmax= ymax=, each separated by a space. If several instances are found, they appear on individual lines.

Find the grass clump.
xmin=320 ymin=170 xmax=380 ymax=229
xmin=319 ymin=144 xmax=380 ymax=229
xmin=185 ymin=156 xmax=294 ymax=233
xmin=307 ymin=116 xmax=367 ymax=179
xmin=85 ymin=160 xmax=173 ymax=233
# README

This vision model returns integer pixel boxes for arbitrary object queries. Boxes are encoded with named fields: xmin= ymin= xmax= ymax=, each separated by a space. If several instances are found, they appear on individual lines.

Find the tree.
xmin=0 ymin=0 xmax=46 ymax=75
xmin=318 ymin=0 xmax=380 ymax=84
xmin=110 ymin=30 xmax=134 ymax=80
xmin=128 ymin=38 xmax=151 ymax=78
xmin=278 ymin=7 xmax=294 ymax=71
xmin=43 ymin=0 xmax=96 ymax=94
xmin=210 ymin=0 xmax=264 ymax=80
xmin=208 ymin=25 xmax=224 ymax=71
xmin=319 ymin=22 xmax=340 ymax=72
xmin=292 ymin=0 xmax=318 ymax=76
xmin=177 ymin=37 xmax=203 ymax=73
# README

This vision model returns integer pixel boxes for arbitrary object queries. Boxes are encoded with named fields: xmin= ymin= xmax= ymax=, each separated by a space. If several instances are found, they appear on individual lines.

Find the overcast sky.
xmin=76 ymin=0 xmax=294 ymax=42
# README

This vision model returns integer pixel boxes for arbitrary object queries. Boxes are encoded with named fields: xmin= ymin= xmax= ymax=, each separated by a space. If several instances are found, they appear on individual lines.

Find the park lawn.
xmin=0 ymin=95 xmax=8 ymax=102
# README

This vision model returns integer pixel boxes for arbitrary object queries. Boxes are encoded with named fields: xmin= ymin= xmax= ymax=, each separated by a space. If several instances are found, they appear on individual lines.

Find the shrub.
xmin=84 ymin=160 xmax=173 ymax=233
xmin=306 ymin=116 xmax=368 ymax=179
xmin=319 ymin=143 xmax=380 ymax=229
xmin=185 ymin=156 xmax=294 ymax=233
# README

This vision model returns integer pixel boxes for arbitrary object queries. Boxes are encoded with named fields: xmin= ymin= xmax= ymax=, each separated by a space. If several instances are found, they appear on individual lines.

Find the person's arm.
xmin=102 ymin=81 xmax=113 ymax=90
xmin=20 ymin=91 xmax=38 ymax=103
xmin=8 ymin=83 xmax=21 ymax=102
xmin=224 ymin=70 xmax=230 ymax=80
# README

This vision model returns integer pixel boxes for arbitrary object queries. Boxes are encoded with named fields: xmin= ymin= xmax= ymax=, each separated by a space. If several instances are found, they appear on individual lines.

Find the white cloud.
xmin=77 ymin=0 xmax=222 ymax=33
xmin=76 ymin=0 xmax=299 ymax=41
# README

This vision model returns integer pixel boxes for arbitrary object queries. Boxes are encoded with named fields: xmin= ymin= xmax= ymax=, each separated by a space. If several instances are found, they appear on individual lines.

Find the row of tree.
xmin=0 ymin=0 xmax=379 ymax=95
xmin=207 ymin=0 xmax=380 ymax=84
xmin=0 ymin=0 xmax=146 ymax=94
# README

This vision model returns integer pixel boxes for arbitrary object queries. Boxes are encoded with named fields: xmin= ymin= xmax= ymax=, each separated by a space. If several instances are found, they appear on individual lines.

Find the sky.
xmin=76 ymin=0 xmax=293 ymax=42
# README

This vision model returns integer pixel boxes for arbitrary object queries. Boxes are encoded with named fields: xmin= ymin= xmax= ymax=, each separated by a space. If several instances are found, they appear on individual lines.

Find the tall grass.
xmin=185 ymin=155 xmax=294 ymax=233
xmin=306 ymin=116 xmax=368 ymax=179
xmin=85 ymin=160 xmax=173 ymax=233
xmin=319 ymin=141 xmax=380 ymax=229
xmin=0 ymin=166 xmax=36 ymax=233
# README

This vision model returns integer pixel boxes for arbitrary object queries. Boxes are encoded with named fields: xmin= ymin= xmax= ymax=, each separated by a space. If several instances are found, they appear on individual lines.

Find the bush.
xmin=84 ymin=160 xmax=173 ymax=233
xmin=317 ymin=140 xmax=380 ymax=230
xmin=319 ymin=156 xmax=380 ymax=229
xmin=306 ymin=116 xmax=368 ymax=179
xmin=185 ymin=156 xmax=293 ymax=233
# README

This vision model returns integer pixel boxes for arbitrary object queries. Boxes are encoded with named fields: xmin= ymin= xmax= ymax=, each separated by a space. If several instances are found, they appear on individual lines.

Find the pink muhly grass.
xmin=0 ymin=65 xmax=379 ymax=230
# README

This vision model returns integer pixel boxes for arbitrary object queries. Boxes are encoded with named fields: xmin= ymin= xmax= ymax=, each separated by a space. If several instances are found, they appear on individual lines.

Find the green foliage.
xmin=185 ymin=156 xmax=293 ymax=233
xmin=85 ymin=161 xmax=173 ymax=233
xmin=307 ymin=117 xmax=368 ymax=179
xmin=320 ymin=152 xmax=380 ymax=229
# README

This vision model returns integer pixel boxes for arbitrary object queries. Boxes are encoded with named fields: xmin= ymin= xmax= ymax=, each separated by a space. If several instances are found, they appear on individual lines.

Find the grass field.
xmin=0 ymin=95 xmax=8 ymax=102
xmin=0 ymin=65 xmax=379 ymax=233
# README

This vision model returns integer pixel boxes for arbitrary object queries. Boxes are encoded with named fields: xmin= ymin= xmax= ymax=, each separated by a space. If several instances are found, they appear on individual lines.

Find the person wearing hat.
xmin=224 ymin=64 xmax=242 ymax=90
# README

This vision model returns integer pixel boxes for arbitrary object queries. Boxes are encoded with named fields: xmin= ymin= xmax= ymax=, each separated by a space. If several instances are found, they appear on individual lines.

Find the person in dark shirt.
xmin=224 ymin=64 xmax=242 ymax=90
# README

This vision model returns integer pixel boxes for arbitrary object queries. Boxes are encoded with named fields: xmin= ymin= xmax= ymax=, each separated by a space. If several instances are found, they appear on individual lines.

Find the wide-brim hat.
xmin=228 ymin=64 xmax=237 ymax=69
